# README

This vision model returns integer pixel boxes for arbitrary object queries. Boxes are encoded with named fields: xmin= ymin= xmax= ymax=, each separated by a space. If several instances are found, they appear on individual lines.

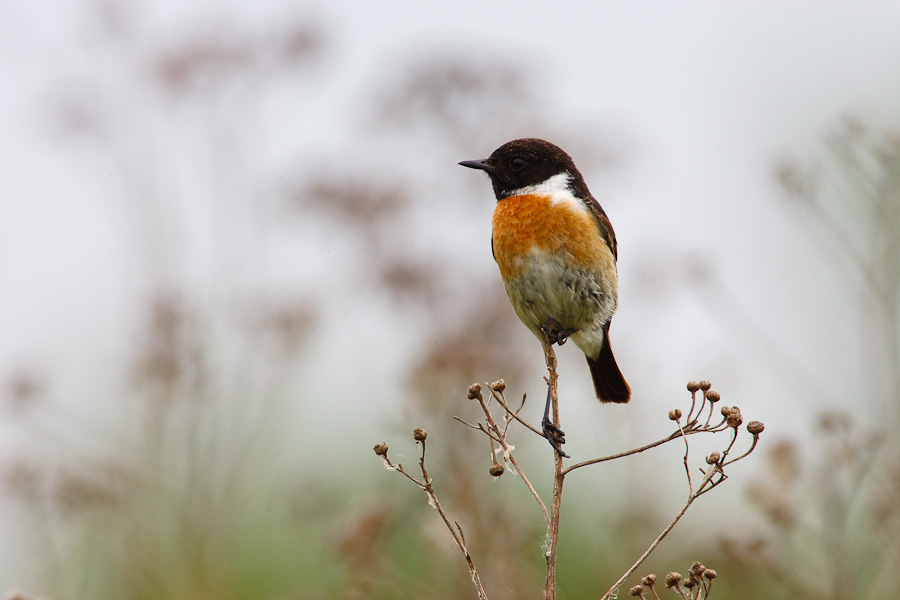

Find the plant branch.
xmin=488 ymin=384 xmax=545 ymax=438
xmin=542 ymin=340 xmax=564 ymax=600
xmin=465 ymin=382 xmax=551 ymax=528
xmin=600 ymin=463 xmax=720 ymax=600
xmin=564 ymin=419 xmax=728 ymax=477
xmin=373 ymin=437 xmax=489 ymax=600
xmin=376 ymin=377 xmax=764 ymax=600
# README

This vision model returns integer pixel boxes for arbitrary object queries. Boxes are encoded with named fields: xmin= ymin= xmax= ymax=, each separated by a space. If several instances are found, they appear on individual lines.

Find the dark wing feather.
xmin=584 ymin=195 xmax=618 ymax=261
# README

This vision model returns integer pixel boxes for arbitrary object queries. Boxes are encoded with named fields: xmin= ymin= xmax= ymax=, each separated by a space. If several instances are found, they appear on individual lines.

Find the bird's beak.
xmin=458 ymin=159 xmax=494 ymax=172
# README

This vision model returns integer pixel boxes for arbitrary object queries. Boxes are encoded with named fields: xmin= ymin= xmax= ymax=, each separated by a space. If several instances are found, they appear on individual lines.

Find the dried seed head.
xmin=669 ymin=408 xmax=683 ymax=421
xmin=413 ymin=428 xmax=427 ymax=442
xmin=726 ymin=407 xmax=743 ymax=428
xmin=665 ymin=572 xmax=682 ymax=588
xmin=721 ymin=406 xmax=733 ymax=416
xmin=706 ymin=451 xmax=721 ymax=464
xmin=683 ymin=579 xmax=696 ymax=589
xmin=489 ymin=463 xmax=505 ymax=477
xmin=706 ymin=390 xmax=721 ymax=402
xmin=491 ymin=379 xmax=506 ymax=392
xmin=690 ymin=562 xmax=706 ymax=577
xmin=747 ymin=421 xmax=765 ymax=435
xmin=373 ymin=443 xmax=389 ymax=457
xmin=703 ymin=569 xmax=717 ymax=580
xmin=699 ymin=380 xmax=711 ymax=391
xmin=687 ymin=381 xmax=701 ymax=392
xmin=641 ymin=574 xmax=657 ymax=586
xmin=629 ymin=585 xmax=644 ymax=597
xmin=467 ymin=383 xmax=483 ymax=401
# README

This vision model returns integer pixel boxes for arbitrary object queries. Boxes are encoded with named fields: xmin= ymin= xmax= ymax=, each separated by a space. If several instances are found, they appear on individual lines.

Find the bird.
xmin=459 ymin=138 xmax=630 ymax=455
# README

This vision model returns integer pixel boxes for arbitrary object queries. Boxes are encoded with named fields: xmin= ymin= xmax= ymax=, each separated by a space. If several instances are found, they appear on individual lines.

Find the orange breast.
xmin=492 ymin=193 xmax=615 ymax=281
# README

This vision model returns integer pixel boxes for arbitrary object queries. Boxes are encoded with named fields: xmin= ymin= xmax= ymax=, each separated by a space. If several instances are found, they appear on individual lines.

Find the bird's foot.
xmin=541 ymin=317 xmax=578 ymax=347
xmin=541 ymin=417 xmax=569 ymax=458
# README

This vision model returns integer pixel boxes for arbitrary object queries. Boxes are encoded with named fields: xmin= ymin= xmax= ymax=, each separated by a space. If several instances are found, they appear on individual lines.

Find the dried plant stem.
xmin=546 ymin=449 xmax=565 ymax=600
xmin=381 ymin=443 xmax=489 ymax=600
xmin=499 ymin=436 xmax=551 ymax=528
xmin=564 ymin=430 xmax=687 ymax=475
xmin=490 ymin=390 xmax=545 ymax=438
xmin=564 ymin=418 xmax=729 ymax=476
xmin=456 ymin=387 xmax=551 ymax=528
xmin=425 ymin=486 xmax=488 ymax=600
xmin=599 ymin=431 xmax=722 ymax=600
xmin=542 ymin=340 xmax=564 ymax=600
xmin=380 ymin=371 xmax=763 ymax=600
xmin=483 ymin=388 xmax=551 ymax=528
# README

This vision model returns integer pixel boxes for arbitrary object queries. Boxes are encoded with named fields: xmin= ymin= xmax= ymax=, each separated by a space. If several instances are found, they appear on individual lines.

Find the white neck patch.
xmin=508 ymin=172 xmax=584 ymax=210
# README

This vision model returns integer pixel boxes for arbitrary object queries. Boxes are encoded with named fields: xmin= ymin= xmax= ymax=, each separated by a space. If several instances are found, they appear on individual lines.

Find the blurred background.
xmin=1 ymin=1 xmax=899 ymax=598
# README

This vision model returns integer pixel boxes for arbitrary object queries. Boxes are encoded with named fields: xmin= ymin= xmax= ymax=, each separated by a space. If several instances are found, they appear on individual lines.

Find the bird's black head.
xmin=459 ymin=138 xmax=588 ymax=200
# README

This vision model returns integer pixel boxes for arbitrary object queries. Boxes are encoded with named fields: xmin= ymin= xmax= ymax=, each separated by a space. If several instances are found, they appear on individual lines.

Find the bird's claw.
xmin=541 ymin=317 xmax=578 ymax=347
xmin=542 ymin=417 xmax=569 ymax=458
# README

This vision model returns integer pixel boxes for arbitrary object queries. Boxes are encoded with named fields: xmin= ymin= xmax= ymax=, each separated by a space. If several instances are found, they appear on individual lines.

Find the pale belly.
xmin=502 ymin=248 xmax=617 ymax=355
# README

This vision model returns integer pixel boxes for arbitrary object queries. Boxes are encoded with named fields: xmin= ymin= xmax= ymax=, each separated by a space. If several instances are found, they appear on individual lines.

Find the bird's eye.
xmin=511 ymin=157 xmax=527 ymax=171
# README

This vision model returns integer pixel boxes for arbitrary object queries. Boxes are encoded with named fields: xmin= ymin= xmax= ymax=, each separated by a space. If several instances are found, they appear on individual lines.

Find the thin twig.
xmin=694 ymin=390 xmax=708 ymax=423
xmin=453 ymin=415 xmax=486 ymax=431
xmin=687 ymin=388 xmax=698 ymax=421
xmin=722 ymin=432 xmax=758 ymax=467
xmin=564 ymin=407 xmax=737 ymax=476
xmin=505 ymin=449 xmax=551 ymax=529
xmin=599 ymin=465 xmax=720 ymax=600
xmin=470 ymin=385 xmax=551 ymax=528
xmin=564 ymin=429 xmax=695 ymax=475
xmin=489 ymin=386 xmax=545 ymax=438
xmin=679 ymin=419 xmax=692 ymax=492
xmin=719 ymin=427 xmax=739 ymax=460
xmin=382 ymin=440 xmax=489 ymax=600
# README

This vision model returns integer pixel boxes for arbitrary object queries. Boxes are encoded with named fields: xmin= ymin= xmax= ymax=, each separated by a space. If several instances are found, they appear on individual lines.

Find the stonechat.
xmin=460 ymin=138 xmax=630 ymax=454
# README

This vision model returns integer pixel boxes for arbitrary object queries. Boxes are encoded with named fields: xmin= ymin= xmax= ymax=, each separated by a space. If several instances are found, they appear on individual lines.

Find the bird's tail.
xmin=586 ymin=330 xmax=630 ymax=403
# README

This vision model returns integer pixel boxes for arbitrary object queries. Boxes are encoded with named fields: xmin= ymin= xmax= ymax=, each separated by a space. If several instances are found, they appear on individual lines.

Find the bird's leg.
xmin=540 ymin=320 xmax=570 ymax=457
xmin=541 ymin=385 xmax=569 ymax=458
xmin=540 ymin=317 xmax=578 ymax=347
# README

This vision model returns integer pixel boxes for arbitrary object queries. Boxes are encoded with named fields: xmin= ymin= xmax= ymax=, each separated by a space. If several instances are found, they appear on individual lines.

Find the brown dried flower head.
xmin=669 ymin=408 xmax=682 ymax=421
xmin=699 ymin=380 xmax=711 ymax=391
xmin=706 ymin=452 xmax=721 ymax=464
xmin=413 ymin=428 xmax=427 ymax=442
xmin=641 ymin=574 xmax=656 ymax=586
xmin=491 ymin=379 xmax=506 ymax=392
xmin=629 ymin=585 xmax=644 ymax=597
xmin=489 ymin=463 xmax=505 ymax=477
xmin=687 ymin=381 xmax=701 ymax=392
xmin=373 ymin=443 xmax=389 ymax=457
xmin=704 ymin=569 xmax=717 ymax=580
xmin=665 ymin=572 xmax=682 ymax=588
xmin=726 ymin=407 xmax=743 ymax=428
xmin=747 ymin=421 xmax=765 ymax=435
xmin=467 ymin=383 xmax=483 ymax=401
xmin=706 ymin=390 xmax=720 ymax=402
